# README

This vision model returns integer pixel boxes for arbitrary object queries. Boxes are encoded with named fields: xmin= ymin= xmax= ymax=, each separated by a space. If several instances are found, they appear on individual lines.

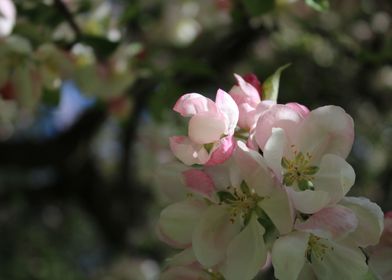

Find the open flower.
xmin=170 ymin=89 xmax=239 ymax=166
xmin=158 ymin=141 xmax=294 ymax=280
xmin=258 ymin=105 xmax=355 ymax=214
xmin=272 ymin=197 xmax=383 ymax=280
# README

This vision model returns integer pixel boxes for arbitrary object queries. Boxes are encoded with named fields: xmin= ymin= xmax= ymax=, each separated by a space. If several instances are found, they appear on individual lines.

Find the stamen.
xmin=281 ymin=149 xmax=319 ymax=189
xmin=306 ymin=234 xmax=333 ymax=262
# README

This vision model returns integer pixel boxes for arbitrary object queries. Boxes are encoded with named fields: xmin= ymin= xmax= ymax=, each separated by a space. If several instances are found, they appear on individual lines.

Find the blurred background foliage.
xmin=0 ymin=0 xmax=391 ymax=279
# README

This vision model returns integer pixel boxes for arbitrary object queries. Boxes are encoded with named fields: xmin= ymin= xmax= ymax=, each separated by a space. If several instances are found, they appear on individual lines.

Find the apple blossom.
xmin=170 ymin=89 xmax=239 ymax=166
xmin=158 ymin=68 xmax=384 ymax=280
xmin=272 ymin=197 xmax=383 ymax=280
xmin=258 ymin=105 xmax=355 ymax=213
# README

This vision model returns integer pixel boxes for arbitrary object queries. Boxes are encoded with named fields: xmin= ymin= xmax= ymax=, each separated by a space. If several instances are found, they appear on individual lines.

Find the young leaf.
xmin=305 ymin=0 xmax=329 ymax=12
xmin=262 ymin=63 xmax=290 ymax=102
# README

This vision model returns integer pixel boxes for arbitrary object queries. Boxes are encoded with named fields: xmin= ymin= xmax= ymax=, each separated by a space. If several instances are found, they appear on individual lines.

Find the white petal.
xmin=295 ymin=105 xmax=354 ymax=161
xmin=258 ymin=185 xmax=294 ymax=234
xmin=311 ymin=239 xmax=368 ymax=280
xmin=188 ymin=112 xmax=227 ymax=144
xmin=192 ymin=205 xmax=242 ymax=267
xmin=158 ymin=199 xmax=207 ymax=248
xmin=287 ymin=188 xmax=330 ymax=214
xmin=169 ymin=136 xmax=209 ymax=165
xmin=295 ymin=205 xmax=358 ymax=240
xmin=272 ymin=231 xmax=310 ymax=280
xmin=340 ymin=196 xmax=384 ymax=247
xmin=215 ymin=89 xmax=239 ymax=135
xmin=220 ymin=214 xmax=267 ymax=280
xmin=263 ymin=127 xmax=287 ymax=179
xmin=233 ymin=141 xmax=274 ymax=197
xmin=314 ymin=154 xmax=355 ymax=204
xmin=255 ymin=104 xmax=303 ymax=151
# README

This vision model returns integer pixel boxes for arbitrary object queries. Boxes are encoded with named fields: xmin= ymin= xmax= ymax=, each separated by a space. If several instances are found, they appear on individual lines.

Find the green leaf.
xmin=305 ymin=0 xmax=329 ymax=12
xmin=262 ymin=63 xmax=290 ymax=102
xmin=242 ymin=0 xmax=275 ymax=17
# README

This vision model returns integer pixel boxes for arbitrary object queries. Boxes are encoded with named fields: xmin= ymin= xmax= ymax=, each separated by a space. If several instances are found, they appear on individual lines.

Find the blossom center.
xmin=306 ymin=234 xmax=333 ymax=262
xmin=218 ymin=184 xmax=260 ymax=223
xmin=281 ymin=150 xmax=319 ymax=190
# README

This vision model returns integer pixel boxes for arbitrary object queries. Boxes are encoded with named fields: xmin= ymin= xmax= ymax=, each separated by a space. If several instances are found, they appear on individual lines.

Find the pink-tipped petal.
xmin=285 ymin=102 xmax=310 ymax=118
xmin=188 ymin=112 xmax=227 ymax=144
xmin=295 ymin=105 xmax=354 ymax=161
xmin=237 ymin=103 xmax=255 ymax=130
xmin=215 ymin=89 xmax=239 ymax=135
xmin=340 ymin=197 xmax=384 ymax=247
xmin=173 ymin=93 xmax=217 ymax=117
xmin=233 ymin=73 xmax=261 ymax=104
xmin=182 ymin=169 xmax=216 ymax=197
xmin=255 ymin=104 xmax=304 ymax=151
xmin=169 ymin=136 xmax=209 ymax=165
xmin=205 ymin=136 xmax=235 ymax=166
xmin=295 ymin=205 xmax=358 ymax=240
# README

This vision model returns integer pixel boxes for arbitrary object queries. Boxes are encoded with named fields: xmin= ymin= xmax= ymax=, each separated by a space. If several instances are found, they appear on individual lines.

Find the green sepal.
xmin=256 ymin=207 xmax=279 ymax=247
xmin=217 ymin=191 xmax=236 ymax=203
xmin=240 ymin=181 xmax=251 ymax=197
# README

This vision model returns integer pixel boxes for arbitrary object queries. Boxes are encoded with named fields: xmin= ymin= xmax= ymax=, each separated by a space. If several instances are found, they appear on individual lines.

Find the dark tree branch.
xmin=0 ymin=107 xmax=106 ymax=167
xmin=53 ymin=0 xmax=82 ymax=41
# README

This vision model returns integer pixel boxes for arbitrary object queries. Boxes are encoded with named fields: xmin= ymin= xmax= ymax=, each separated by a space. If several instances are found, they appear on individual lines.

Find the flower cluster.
xmin=158 ymin=66 xmax=384 ymax=280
